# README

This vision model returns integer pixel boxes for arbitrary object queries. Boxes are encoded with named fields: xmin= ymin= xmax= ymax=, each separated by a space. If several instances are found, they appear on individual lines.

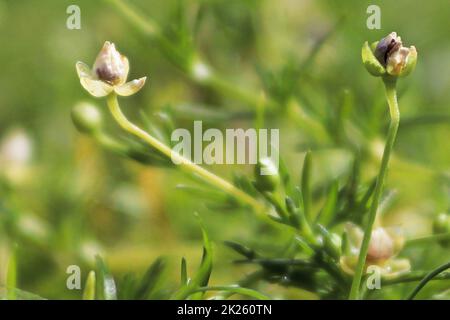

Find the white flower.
xmin=0 ymin=129 xmax=32 ymax=165
xmin=0 ymin=128 xmax=33 ymax=184
xmin=340 ymin=223 xmax=410 ymax=279
xmin=76 ymin=41 xmax=146 ymax=97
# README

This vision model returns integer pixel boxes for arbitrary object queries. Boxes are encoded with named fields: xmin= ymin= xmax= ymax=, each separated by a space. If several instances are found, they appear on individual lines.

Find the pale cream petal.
xmin=385 ymin=227 xmax=406 ymax=254
xmin=114 ymin=77 xmax=147 ymax=96
xmin=76 ymin=61 xmax=94 ymax=80
xmin=117 ymin=56 xmax=130 ymax=85
xmin=380 ymin=259 xmax=411 ymax=279
xmin=367 ymin=228 xmax=394 ymax=262
xmin=80 ymin=77 xmax=113 ymax=98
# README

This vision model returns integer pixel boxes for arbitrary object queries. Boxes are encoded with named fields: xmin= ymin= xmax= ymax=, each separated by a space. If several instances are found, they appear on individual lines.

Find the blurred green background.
xmin=0 ymin=0 xmax=449 ymax=299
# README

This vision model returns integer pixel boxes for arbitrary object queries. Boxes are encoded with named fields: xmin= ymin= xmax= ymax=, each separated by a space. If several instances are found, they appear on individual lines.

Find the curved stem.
xmin=212 ymin=270 xmax=266 ymax=300
xmin=383 ymin=271 xmax=450 ymax=286
xmin=407 ymin=261 xmax=450 ymax=300
xmin=405 ymin=233 xmax=450 ymax=247
xmin=349 ymin=79 xmax=400 ymax=300
xmin=106 ymin=93 xmax=265 ymax=213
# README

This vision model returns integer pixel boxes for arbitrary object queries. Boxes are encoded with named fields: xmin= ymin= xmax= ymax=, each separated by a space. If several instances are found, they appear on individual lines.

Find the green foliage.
xmin=1 ymin=0 xmax=449 ymax=300
xmin=95 ymin=256 xmax=117 ymax=300
xmin=172 ymin=216 xmax=213 ymax=299
xmin=82 ymin=271 xmax=96 ymax=300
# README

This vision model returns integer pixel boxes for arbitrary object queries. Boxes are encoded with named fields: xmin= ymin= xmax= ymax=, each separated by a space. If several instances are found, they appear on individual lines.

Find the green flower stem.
xmin=407 ymin=261 xmax=450 ymax=299
xmin=212 ymin=270 xmax=266 ymax=300
xmin=106 ymin=93 xmax=265 ymax=214
xmin=382 ymin=271 xmax=450 ymax=286
xmin=405 ymin=233 xmax=450 ymax=247
xmin=105 ymin=0 xmax=276 ymax=111
xmin=349 ymin=79 xmax=400 ymax=300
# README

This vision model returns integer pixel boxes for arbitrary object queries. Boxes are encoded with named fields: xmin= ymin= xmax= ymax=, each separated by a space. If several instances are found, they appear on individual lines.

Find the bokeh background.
xmin=0 ymin=0 xmax=449 ymax=299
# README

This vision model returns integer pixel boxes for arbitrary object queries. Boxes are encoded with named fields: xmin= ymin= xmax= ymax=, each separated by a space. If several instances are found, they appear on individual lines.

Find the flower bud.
xmin=340 ymin=223 xmax=409 ymax=277
xmin=374 ymin=32 xmax=401 ymax=67
xmin=433 ymin=213 xmax=450 ymax=247
xmin=71 ymin=102 xmax=103 ymax=135
xmin=254 ymin=157 xmax=280 ymax=192
xmin=76 ymin=41 xmax=146 ymax=98
xmin=367 ymin=227 xmax=394 ymax=263
xmin=93 ymin=42 xmax=129 ymax=85
xmin=362 ymin=32 xmax=417 ymax=78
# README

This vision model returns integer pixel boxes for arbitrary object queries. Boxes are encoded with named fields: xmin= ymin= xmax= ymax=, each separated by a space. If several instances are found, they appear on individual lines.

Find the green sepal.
xmin=399 ymin=47 xmax=418 ymax=78
xmin=362 ymin=41 xmax=386 ymax=77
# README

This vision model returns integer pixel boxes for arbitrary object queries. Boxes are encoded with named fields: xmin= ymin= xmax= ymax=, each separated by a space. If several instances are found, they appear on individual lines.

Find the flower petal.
xmin=380 ymin=259 xmax=411 ymax=279
xmin=118 ymin=56 xmax=130 ymax=85
xmin=93 ymin=42 xmax=130 ymax=85
xmin=385 ymin=227 xmax=406 ymax=254
xmin=367 ymin=228 xmax=394 ymax=262
xmin=114 ymin=77 xmax=147 ymax=96
xmin=399 ymin=46 xmax=417 ymax=78
xmin=386 ymin=47 xmax=410 ymax=76
xmin=374 ymin=32 xmax=400 ymax=66
xmin=80 ymin=77 xmax=113 ymax=98
xmin=76 ymin=61 xmax=94 ymax=80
